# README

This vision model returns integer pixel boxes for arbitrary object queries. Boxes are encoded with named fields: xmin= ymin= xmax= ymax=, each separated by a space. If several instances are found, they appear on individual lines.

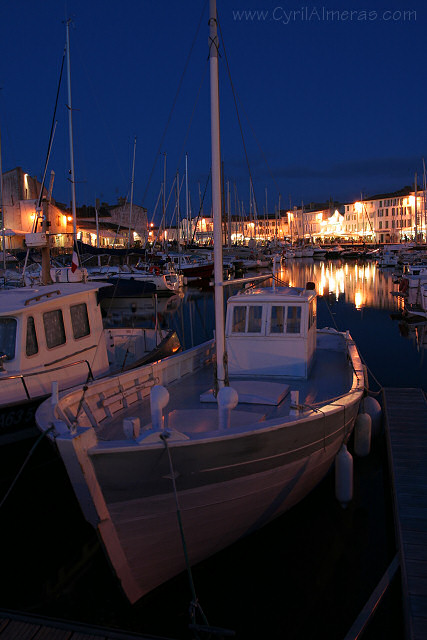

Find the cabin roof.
xmin=228 ymin=286 xmax=316 ymax=305
xmin=0 ymin=282 xmax=111 ymax=315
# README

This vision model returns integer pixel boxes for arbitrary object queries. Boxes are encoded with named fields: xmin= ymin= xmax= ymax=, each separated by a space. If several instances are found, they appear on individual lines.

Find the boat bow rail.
xmin=36 ymin=329 xmax=364 ymax=445
xmin=37 ymin=340 xmax=216 ymax=436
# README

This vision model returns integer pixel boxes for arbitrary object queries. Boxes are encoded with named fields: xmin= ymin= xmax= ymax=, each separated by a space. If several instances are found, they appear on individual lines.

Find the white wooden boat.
xmin=35 ymin=1 xmax=364 ymax=604
xmin=0 ymin=282 xmax=180 ymax=441
xmin=35 ymin=284 xmax=364 ymax=602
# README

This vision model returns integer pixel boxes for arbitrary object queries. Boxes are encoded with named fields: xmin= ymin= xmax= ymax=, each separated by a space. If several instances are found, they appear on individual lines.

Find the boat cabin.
xmin=225 ymin=285 xmax=317 ymax=379
xmin=0 ymin=283 xmax=111 ymax=385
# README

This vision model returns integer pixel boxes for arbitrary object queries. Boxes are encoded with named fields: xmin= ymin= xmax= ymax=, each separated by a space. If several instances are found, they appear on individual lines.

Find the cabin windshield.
xmin=0 ymin=317 xmax=17 ymax=360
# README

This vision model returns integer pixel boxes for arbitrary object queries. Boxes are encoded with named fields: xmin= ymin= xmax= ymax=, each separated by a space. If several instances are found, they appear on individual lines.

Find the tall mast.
xmin=414 ymin=172 xmax=418 ymax=242
xmin=0 ymin=121 xmax=6 ymax=275
xmin=423 ymin=158 xmax=427 ymax=243
xmin=185 ymin=152 xmax=189 ymax=245
xmin=128 ymin=136 xmax=136 ymax=250
xmin=66 ymin=20 xmax=77 ymax=242
xmin=209 ymin=0 xmax=225 ymax=389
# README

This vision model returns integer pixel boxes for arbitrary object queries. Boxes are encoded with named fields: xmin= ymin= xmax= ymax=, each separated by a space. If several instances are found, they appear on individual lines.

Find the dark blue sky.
xmin=1 ymin=1 xmax=425 ymax=222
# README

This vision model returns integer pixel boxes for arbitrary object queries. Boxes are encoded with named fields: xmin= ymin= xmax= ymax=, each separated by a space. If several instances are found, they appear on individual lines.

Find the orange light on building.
xmin=67 ymin=216 xmax=73 ymax=222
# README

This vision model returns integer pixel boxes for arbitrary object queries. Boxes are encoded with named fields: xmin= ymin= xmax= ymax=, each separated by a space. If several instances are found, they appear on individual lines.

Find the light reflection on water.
xmin=278 ymin=259 xmax=404 ymax=311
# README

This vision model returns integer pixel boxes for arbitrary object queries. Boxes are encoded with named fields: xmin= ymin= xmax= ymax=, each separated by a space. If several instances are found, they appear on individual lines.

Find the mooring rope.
xmin=0 ymin=426 xmax=54 ymax=510
xmin=159 ymin=432 xmax=209 ymax=632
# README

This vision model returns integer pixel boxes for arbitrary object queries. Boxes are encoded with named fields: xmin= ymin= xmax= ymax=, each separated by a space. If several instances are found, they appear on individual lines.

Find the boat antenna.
xmin=209 ymin=0 xmax=226 ymax=390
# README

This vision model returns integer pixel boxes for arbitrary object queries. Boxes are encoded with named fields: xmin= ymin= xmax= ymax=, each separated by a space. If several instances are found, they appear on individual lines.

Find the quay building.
xmin=0 ymin=167 xmax=425 ymax=251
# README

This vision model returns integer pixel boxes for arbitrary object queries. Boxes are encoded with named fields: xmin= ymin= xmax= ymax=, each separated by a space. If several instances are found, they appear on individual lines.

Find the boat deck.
xmin=0 ymin=611 xmax=167 ymax=639
xmin=96 ymin=335 xmax=355 ymax=443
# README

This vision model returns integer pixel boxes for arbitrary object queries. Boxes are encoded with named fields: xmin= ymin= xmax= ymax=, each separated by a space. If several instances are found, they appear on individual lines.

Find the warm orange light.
xmin=67 ymin=216 xmax=73 ymax=222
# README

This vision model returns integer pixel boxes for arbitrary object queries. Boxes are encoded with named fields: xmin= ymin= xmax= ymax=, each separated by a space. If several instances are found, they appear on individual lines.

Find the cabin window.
xmin=286 ymin=306 xmax=302 ymax=334
xmin=247 ymin=306 xmax=263 ymax=333
xmin=232 ymin=306 xmax=246 ymax=333
xmin=0 ymin=317 xmax=17 ymax=360
xmin=26 ymin=316 xmax=38 ymax=356
xmin=43 ymin=309 xmax=66 ymax=348
xmin=270 ymin=306 xmax=285 ymax=333
xmin=70 ymin=303 xmax=90 ymax=339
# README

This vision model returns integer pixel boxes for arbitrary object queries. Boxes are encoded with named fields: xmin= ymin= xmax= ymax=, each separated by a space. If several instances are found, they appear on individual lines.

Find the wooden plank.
xmin=383 ymin=387 xmax=427 ymax=640
xmin=0 ymin=611 xmax=169 ymax=639
xmin=33 ymin=626 xmax=72 ymax=639
xmin=0 ymin=620 xmax=41 ymax=639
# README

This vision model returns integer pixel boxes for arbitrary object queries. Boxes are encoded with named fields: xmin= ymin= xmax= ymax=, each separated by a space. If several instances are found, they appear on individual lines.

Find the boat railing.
xmin=53 ymin=340 xmax=215 ymax=431
xmin=0 ymin=359 xmax=95 ymax=401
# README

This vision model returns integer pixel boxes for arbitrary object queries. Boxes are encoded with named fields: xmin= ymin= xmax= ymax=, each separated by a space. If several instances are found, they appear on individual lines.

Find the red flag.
xmin=71 ymin=250 xmax=79 ymax=273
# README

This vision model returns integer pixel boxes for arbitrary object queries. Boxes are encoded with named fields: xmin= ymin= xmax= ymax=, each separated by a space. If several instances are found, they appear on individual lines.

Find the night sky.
xmin=1 ymin=0 xmax=426 ymax=223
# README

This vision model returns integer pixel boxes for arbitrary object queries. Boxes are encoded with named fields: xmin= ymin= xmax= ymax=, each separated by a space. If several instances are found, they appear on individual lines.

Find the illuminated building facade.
xmin=343 ymin=186 xmax=426 ymax=243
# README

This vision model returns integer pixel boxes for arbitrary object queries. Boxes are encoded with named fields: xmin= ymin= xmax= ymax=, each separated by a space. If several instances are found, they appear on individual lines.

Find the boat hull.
xmin=44 ymin=333 xmax=363 ymax=602
xmin=109 ymin=436 xmax=344 ymax=595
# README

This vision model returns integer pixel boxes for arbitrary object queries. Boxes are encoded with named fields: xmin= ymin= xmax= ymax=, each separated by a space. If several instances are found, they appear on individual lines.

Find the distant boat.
xmin=163 ymin=253 xmax=214 ymax=281
xmin=35 ymin=0 xmax=364 ymax=604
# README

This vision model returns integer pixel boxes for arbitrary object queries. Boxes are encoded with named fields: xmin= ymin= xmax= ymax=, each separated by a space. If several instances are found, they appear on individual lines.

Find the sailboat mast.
xmin=66 ymin=20 xmax=77 ymax=242
xmin=414 ymin=172 xmax=418 ymax=242
xmin=185 ymin=152 xmax=189 ymax=245
xmin=209 ymin=0 xmax=226 ymax=389
xmin=0 ymin=122 xmax=6 ymax=275
xmin=128 ymin=136 xmax=136 ymax=250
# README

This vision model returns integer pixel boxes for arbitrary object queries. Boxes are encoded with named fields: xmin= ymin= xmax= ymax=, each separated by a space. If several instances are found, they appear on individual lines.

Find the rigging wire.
xmin=21 ymin=46 xmax=66 ymax=282
xmin=141 ymin=0 xmax=208 ymax=209
xmin=216 ymin=11 xmax=262 ymax=222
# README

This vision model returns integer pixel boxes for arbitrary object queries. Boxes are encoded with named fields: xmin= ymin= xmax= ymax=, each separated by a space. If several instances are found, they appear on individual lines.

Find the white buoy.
xmin=360 ymin=396 xmax=382 ymax=437
xmin=335 ymin=444 xmax=353 ymax=508
xmin=217 ymin=386 xmax=238 ymax=430
xmin=354 ymin=413 xmax=372 ymax=457
xmin=150 ymin=385 xmax=170 ymax=430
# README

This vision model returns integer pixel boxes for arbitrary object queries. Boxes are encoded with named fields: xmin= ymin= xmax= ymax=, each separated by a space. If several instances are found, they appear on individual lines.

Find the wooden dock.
xmin=0 ymin=610 xmax=175 ymax=640
xmin=383 ymin=387 xmax=427 ymax=640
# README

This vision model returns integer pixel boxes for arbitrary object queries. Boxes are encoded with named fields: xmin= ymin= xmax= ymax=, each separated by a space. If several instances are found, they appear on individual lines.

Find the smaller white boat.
xmin=404 ymin=283 xmax=427 ymax=319
xmin=312 ymin=247 xmax=327 ymax=259
xmin=0 ymin=282 xmax=180 ymax=441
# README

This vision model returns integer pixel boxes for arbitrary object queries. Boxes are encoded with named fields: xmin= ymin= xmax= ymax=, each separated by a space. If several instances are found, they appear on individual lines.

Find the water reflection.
xmin=398 ymin=317 xmax=427 ymax=355
xmin=102 ymin=292 xmax=184 ymax=327
xmin=279 ymin=259 xmax=404 ymax=311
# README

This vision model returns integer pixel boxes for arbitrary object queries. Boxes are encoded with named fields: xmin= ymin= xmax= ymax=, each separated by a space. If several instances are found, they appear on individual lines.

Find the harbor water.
xmin=1 ymin=258 xmax=424 ymax=639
